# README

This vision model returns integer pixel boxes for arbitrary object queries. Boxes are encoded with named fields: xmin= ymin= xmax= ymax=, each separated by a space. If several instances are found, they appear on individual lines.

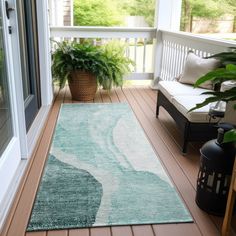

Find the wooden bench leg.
xmin=156 ymin=104 xmax=160 ymax=118
xmin=156 ymin=93 xmax=160 ymax=117
xmin=182 ymin=122 xmax=190 ymax=154
xmin=182 ymin=139 xmax=188 ymax=154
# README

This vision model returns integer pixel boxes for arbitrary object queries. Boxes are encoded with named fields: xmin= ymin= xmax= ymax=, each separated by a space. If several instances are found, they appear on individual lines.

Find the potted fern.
xmin=100 ymin=41 xmax=134 ymax=90
xmin=52 ymin=41 xmax=105 ymax=101
xmin=190 ymin=49 xmax=236 ymax=142
xmin=52 ymin=41 xmax=134 ymax=101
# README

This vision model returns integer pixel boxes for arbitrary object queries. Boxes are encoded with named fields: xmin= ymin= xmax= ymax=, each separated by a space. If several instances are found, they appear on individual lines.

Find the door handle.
xmin=5 ymin=1 xmax=14 ymax=19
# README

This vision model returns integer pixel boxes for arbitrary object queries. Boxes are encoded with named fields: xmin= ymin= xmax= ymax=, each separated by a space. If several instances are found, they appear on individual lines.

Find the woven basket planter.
xmin=69 ymin=70 xmax=97 ymax=101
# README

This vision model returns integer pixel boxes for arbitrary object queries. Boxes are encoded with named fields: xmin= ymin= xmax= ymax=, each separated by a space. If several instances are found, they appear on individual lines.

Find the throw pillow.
xmin=179 ymin=52 xmax=220 ymax=89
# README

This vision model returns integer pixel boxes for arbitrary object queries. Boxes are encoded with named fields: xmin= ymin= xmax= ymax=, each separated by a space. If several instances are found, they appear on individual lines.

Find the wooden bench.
xmin=156 ymin=81 xmax=218 ymax=153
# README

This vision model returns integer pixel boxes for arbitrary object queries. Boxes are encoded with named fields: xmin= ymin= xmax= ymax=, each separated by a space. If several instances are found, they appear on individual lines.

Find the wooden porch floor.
xmin=1 ymin=86 xmax=235 ymax=236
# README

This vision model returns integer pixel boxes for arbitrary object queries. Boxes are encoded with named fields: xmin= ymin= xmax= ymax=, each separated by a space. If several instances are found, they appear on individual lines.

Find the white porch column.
xmin=154 ymin=0 xmax=182 ymax=31
xmin=48 ymin=0 xmax=64 ymax=26
xmin=151 ymin=0 xmax=182 ymax=89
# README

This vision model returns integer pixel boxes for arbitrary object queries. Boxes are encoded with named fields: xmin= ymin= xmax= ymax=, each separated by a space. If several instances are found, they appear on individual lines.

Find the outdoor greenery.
xmin=120 ymin=0 xmax=156 ymax=27
xmin=73 ymin=0 xmax=155 ymax=27
xmin=52 ymin=41 xmax=104 ymax=88
xmin=189 ymin=49 xmax=236 ymax=143
xmin=73 ymin=0 xmax=122 ymax=26
xmin=52 ymin=40 xmax=133 ymax=89
xmin=181 ymin=0 xmax=236 ymax=32
xmin=100 ymin=41 xmax=134 ymax=89
xmin=73 ymin=0 xmax=235 ymax=29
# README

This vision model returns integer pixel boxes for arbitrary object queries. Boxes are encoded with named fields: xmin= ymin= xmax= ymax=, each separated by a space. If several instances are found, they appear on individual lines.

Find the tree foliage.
xmin=224 ymin=0 xmax=236 ymax=15
xmin=122 ymin=0 xmax=156 ymax=27
xmin=73 ymin=0 xmax=123 ymax=26
xmin=181 ymin=0 xmax=235 ymax=32
xmin=73 ymin=0 xmax=235 ymax=30
xmin=74 ymin=0 xmax=155 ymax=27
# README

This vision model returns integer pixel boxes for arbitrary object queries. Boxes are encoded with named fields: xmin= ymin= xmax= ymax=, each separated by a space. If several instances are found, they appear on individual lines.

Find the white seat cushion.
xmin=158 ymin=81 xmax=210 ymax=101
xmin=172 ymin=95 xmax=216 ymax=123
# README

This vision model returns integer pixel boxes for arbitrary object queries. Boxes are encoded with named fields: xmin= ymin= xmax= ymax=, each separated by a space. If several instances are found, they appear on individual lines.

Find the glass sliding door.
xmin=0 ymin=5 xmax=13 ymax=156
xmin=17 ymin=0 xmax=41 ymax=131
xmin=0 ymin=0 xmax=22 ymax=213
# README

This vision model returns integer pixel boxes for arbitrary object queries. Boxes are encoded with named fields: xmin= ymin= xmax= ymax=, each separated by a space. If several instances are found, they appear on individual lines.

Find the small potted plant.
xmin=52 ymin=40 xmax=134 ymax=101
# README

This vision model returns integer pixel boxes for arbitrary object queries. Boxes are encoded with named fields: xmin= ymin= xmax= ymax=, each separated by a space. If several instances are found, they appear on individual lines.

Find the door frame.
xmin=17 ymin=0 xmax=42 ymax=131
xmin=27 ymin=0 xmax=53 ymax=157
xmin=0 ymin=0 xmax=24 ymax=228
xmin=6 ymin=0 xmax=53 ymax=159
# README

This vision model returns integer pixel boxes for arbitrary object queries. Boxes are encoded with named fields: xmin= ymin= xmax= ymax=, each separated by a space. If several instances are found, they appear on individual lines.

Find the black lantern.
xmin=196 ymin=124 xmax=236 ymax=216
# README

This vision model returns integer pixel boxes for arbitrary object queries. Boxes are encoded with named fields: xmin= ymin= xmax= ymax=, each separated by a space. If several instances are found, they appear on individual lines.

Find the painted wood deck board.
xmin=47 ymin=230 xmax=68 ymax=236
xmin=25 ymin=231 xmax=47 ymax=236
xmin=69 ymin=229 xmax=89 ymax=236
xmin=132 ymin=225 xmax=154 ymax=236
xmin=2 ymin=86 xmax=235 ymax=236
xmin=152 ymin=224 xmax=201 ymax=236
xmin=111 ymin=226 xmax=133 ymax=236
xmin=90 ymin=227 xmax=111 ymax=236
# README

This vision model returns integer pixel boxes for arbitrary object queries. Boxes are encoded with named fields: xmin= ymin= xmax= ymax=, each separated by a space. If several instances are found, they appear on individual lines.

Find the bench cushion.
xmin=172 ymin=95 xmax=216 ymax=123
xmin=178 ymin=52 xmax=220 ymax=89
xmin=158 ymin=81 xmax=210 ymax=102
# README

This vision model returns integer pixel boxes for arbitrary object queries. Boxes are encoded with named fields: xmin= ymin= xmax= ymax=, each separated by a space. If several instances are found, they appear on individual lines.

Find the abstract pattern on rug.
xmin=27 ymin=103 xmax=193 ymax=231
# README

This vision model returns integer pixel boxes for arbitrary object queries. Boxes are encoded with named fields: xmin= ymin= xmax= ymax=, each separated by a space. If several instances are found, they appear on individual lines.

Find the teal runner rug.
xmin=27 ymin=103 xmax=192 ymax=231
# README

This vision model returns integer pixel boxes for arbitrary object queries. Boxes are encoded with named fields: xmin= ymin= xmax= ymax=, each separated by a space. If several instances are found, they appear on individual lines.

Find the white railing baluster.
xmin=93 ymin=39 xmax=97 ymax=46
xmin=170 ymin=41 xmax=175 ymax=78
xmin=164 ymin=40 xmax=169 ymax=80
xmin=134 ymin=38 xmax=137 ymax=72
xmin=161 ymin=40 xmax=167 ymax=80
xmin=179 ymin=45 xmax=185 ymax=76
xmin=167 ymin=41 xmax=172 ymax=80
xmin=143 ymin=38 xmax=147 ymax=72
xmin=176 ymin=43 xmax=181 ymax=76
xmin=125 ymin=38 xmax=130 ymax=58
xmin=160 ymin=40 xmax=165 ymax=79
xmin=173 ymin=43 xmax=178 ymax=77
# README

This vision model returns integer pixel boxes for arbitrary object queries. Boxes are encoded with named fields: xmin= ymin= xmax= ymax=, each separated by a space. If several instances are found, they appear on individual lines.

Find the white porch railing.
xmin=50 ymin=27 xmax=236 ymax=81
xmin=50 ymin=26 xmax=157 ymax=80
xmin=156 ymin=30 xmax=236 ymax=81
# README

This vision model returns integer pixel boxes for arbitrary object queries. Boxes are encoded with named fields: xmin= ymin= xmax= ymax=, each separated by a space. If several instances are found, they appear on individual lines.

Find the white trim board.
xmin=27 ymin=105 xmax=51 ymax=158
xmin=0 ymin=104 xmax=51 ymax=232
xmin=0 ymin=160 xmax=26 ymax=232
xmin=36 ymin=0 xmax=53 ymax=107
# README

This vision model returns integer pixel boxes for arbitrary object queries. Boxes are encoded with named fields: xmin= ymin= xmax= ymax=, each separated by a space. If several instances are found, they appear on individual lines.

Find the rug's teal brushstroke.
xmin=27 ymin=103 xmax=192 ymax=231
